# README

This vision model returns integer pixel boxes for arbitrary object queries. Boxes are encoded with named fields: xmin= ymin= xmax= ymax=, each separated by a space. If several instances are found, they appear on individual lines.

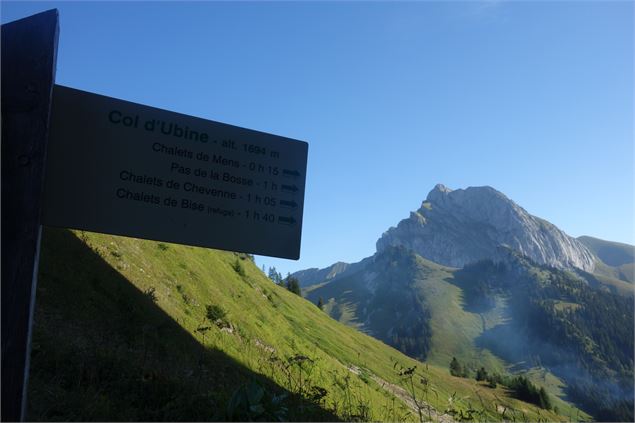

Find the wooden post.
xmin=1 ymin=9 xmax=59 ymax=422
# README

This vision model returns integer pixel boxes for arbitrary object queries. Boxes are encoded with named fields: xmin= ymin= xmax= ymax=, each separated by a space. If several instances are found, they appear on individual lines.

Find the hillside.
xmin=304 ymin=247 xmax=504 ymax=371
xmin=291 ymin=259 xmax=369 ymax=288
xmin=304 ymin=246 xmax=633 ymax=422
xmin=578 ymin=235 xmax=634 ymax=284
xmin=298 ymin=185 xmax=634 ymax=422
xmin=27 ymin=228 xmax=575 ymax=422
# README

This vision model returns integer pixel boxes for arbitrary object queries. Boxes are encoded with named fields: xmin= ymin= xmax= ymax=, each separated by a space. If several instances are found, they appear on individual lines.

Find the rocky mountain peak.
xmin=377 ymin=184 xmax=596 ymax=272
xmin=428 ymin=183 xmax=453 ymax=196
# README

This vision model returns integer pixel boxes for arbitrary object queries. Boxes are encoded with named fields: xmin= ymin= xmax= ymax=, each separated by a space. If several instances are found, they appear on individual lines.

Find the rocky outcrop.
xmin=376 ymin=184 xmax=596 ymax=272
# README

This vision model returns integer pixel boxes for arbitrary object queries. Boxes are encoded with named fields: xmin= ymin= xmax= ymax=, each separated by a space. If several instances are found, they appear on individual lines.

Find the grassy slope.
xmin=404 ymin=256 xmax=505 ymax=372
xmin=578 ymin=236 xmax=635 ymax=284
xmin=580 ymin=267 xmax=634 ymax=296
xmin=306 ymin=254 xmax=589 ymax=421
xmin=28 ymin=228 xmax=571 ymax=422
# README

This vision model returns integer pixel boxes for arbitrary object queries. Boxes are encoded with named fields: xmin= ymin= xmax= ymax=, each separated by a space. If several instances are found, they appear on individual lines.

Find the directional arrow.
xmin=278 ymin=216 xmax=296 ymax=225
xmin=283 ymin=169 xmax=301 ymax=178
xmin=281 ymin=184 xmax=299 ymax=193
xmin=280 ymin=200 xmax=298 ymax=209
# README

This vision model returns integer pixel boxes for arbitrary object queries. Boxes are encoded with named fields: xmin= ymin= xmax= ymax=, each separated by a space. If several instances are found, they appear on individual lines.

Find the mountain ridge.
xmin=295 ymin=184 xmax=634 ymax=422
xmin=376 ymin=184 xmax=596 ymax=272
xmin=296 ymin=185 xmax=632 ymax=290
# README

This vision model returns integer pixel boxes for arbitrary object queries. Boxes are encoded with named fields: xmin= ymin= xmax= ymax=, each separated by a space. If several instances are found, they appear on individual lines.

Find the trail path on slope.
xmin=347 ymin=365 xmax=456 ymax=423
xmin=480 ymin=313 xmax=487 ymax=332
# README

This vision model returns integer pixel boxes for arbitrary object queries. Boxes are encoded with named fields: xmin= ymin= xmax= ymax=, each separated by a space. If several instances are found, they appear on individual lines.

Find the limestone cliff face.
xmin=376 ymin=184 xmax=596 ymax=272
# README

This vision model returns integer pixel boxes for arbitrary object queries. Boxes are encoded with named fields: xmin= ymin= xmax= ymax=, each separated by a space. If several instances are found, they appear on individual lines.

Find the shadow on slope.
xmin=28 ymin=228 xmax=340 ymax=421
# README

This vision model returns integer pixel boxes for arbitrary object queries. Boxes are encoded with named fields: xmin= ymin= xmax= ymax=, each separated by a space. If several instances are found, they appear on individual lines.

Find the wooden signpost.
xmin=1 ymin=10 xmax=59 ymax=422
xmin=1 ymin=9 xmax=307 ymax=421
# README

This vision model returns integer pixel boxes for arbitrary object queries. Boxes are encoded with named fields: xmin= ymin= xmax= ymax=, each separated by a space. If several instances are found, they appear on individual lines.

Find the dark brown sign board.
xmin=43 ymin=85 xmax=308 ymax=259
xmin=2 ymin=9 xmax=59 ymax=422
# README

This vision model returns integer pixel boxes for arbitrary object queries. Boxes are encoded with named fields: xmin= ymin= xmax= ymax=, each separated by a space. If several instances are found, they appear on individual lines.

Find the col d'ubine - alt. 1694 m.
xmin=43 ymin=85 xmax=308 ymax=260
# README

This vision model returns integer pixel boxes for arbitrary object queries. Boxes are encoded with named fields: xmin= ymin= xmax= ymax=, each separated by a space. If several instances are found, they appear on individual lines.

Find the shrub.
xmin=144 ymin=287 xmax=158 ymax=303
xmin=233 ymin=259 xmax=246 ymax=277
xmin=285 ymin=277 xmax=301 ymax=296
xmin=317 ymin=297 xmax=324 ymax=310
xmin=449 ymin=357 xmax=463 ymax=377
xmin=176 ymin=285 xmax=191 ymax=305
xmin=206 ymin=304 xmax=227 ymax=322
xmin=475 ymin=367 xmax=488 ymax=381
xmin=222 ymin=380 xmax=287 ymax=421
xmin=508 ymin=376 xmax=551 ymax=410
xmin=358 ymin=368 xmax=371 ymax=385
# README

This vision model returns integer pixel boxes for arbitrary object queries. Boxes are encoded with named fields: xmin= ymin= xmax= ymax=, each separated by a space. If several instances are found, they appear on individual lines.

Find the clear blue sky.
xmin=3 ymin=1 xmax=633 ymax=276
